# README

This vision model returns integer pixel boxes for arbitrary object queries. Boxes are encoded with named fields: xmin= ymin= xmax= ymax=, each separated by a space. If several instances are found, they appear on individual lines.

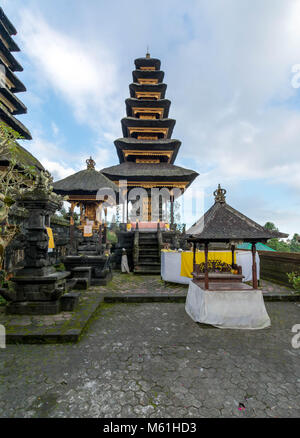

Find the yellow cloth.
xmin=180 ymin=251 xmax=236 ymax=278
xmin=46 ymin=227 xmax=55 ymax=249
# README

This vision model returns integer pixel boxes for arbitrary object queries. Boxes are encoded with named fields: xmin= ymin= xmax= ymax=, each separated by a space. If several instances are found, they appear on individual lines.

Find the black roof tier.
xmin=0 ymin=142 xmax=43 ymax=170
xmin=125 ymin=98 xmax=171 ymax=118
xmin=0 ymin=86 xmax=27 ymax=115
xmin=53 ymin=168 xmax=118 ymax=196
xmin=0 ymin=8 xmax=17 ymax=35
xmin=132 ymin=70 xmax=164 ymax=83
xmin=0 ymin=39 xmax=22 ymax=71
xmin=114 ymin=138 xmax=181 ymax=164
xmin=0 ymin=104 xmax=32 ymax=139
xmin=121 ymin=117 xmax=176 ymax=139
xmin=187 ymin=185 xmax=288 ymax=242
xmin=134 ymin=57 xmax=161 ymax=71
xmin=0 ymin=20 xmax=20 ymax=52
xmin=129 ymin=83 xmax=167 ymax=99
xmin=101 ymin=162 xmax=198 ymax=186
xmin=0 ymin=61 xmax=26 ymax=92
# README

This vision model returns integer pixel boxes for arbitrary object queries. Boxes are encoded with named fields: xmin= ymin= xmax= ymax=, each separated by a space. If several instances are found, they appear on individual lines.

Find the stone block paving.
xmin=0 ymin=274 xmax=300 ymax=418
xmin=100 ymin=273 xmax=187 ymax=296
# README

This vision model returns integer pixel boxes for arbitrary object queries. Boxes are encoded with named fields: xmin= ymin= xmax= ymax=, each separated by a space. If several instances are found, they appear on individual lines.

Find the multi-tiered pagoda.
xmin=0 ymin=8 xmax=31 ymax=140
xmin=101 ymin=53 xmax=198 ymax=225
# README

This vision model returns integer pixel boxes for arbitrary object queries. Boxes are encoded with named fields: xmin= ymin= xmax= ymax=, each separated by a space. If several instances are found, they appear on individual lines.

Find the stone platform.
xmin=0 ymin=274 xmax=299 ymax=345
xmin=0 ymin=289 xmax=104 ymax=344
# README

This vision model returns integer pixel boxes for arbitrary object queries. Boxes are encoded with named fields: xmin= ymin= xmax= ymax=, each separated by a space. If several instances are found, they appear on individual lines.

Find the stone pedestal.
xmin=64 ymin=255 xmax=112 ymax=286
xmin=0 ymin=172 xmax=76 ymax=315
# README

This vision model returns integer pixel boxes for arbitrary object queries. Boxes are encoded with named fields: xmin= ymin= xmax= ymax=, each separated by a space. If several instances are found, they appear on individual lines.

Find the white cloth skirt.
xmin=185 ymin=281 xmax=271 ymax=330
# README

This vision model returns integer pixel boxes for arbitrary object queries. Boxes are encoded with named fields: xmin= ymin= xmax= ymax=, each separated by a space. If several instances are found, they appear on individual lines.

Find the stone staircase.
xmin=134 ymin=232 xmax=161 ymax=274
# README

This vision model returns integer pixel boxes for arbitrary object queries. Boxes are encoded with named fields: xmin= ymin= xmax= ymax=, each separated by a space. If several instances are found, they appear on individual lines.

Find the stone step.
xmin=137 ymin=262 xmax=161 ymax=267
xmin=139 ymin=254 xmax=160 ymax=260
xmin=139 ymin=234 xmax=158 ymax=239
xmin=134 ymin=267 xmax=161 ymax=274
xmin=139 ymin=240 xmax=158 ymax=248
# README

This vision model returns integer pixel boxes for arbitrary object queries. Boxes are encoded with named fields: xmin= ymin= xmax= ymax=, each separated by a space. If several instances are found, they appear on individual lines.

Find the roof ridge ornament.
xmin=146 ymin=46 xmax=150 ymax=59
xmin=214 ymin=184 xmax=226 ymax=203
xmin=86 ymin=156 xmax=96 ymax=170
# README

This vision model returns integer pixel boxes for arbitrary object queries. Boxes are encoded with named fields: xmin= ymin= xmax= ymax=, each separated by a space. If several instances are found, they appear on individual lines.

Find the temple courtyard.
xmin=0 ymin=274 xmax=300 ymax=418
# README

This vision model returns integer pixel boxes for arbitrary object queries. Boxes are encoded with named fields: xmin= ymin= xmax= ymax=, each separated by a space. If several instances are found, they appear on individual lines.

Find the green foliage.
xmin=267 ymin=238 xmax=291 ymax=252
xmin=264 ymin=222 xmax=278 ymax=231
xmin=107 ymin=231 xmax=117 ymax=244
xmin=287 ymin=272 xmax=300 ymax=293
xmin=264 ymin=222 xmax=300 ymax=253
xmin=55 ymin=263 xmax=66 ymax=272
xmin=58 ymin=207 xmax=80 ymax=225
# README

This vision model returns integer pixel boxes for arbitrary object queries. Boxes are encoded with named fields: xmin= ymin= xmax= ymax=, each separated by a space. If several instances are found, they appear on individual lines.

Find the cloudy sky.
xmin=3 ymin=0 xmax=300 ymax=234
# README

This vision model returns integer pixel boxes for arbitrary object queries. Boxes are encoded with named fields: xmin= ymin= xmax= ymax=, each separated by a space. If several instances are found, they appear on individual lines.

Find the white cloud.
xmin=18 ymin=8 xmax=120 ymax=137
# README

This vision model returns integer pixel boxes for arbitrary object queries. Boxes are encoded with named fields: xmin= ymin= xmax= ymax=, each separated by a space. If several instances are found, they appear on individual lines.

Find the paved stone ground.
xmin=0 ymin=274 xmax=300 ymax=418
xmin=260 ymin=279 xmax=296 ymax=295
xmin=0 ymin=309 xmax=299 ymax=418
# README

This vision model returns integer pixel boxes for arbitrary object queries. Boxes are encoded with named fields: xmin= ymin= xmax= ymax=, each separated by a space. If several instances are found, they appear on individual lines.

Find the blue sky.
xmin=3 ymin=0 xmax=300 ymax=235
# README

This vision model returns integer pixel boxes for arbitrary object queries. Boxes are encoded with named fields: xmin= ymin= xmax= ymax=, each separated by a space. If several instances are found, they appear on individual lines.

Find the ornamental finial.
xmin=86 ymin=156 xmax=96 ymax=170
xmin=146 ymin=46 xmax=150 ymax=59
xmin=214 ymin=184 xmax=226 ymax=203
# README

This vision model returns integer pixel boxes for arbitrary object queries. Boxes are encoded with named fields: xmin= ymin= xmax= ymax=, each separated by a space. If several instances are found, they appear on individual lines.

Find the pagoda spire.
xmin=101 ymin=54 xmax=199 ymax=222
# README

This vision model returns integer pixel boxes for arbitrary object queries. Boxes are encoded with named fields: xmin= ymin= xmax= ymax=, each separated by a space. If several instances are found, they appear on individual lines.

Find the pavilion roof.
xmin=53 ymin=158 xmax=118 ymax=195
xmin=187 ymin=185 xmax=289 ymax=242
xmin=0 ymin=142 xmax=44 ymax=170
xmin=101 ymin=162 xmax=198 ymax=182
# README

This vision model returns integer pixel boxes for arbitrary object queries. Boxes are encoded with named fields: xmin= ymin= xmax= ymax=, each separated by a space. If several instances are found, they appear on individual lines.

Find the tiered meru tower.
xmin=0 ymin=8 xmax=31 ymax=140
xmin=101 ymin=53 xmax=198 ymax=224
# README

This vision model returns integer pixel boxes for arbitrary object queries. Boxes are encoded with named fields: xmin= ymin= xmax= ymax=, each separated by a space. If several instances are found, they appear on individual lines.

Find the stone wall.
xmin=259 ymin=250 xmax=300 ymax=287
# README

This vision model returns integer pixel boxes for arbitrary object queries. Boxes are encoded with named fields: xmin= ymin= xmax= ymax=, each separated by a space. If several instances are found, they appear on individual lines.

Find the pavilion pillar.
xmin=69 ymin=202 xmax=76 ymax=251
xmin=170 ymin=195 xmax=174 ymax=228
xmin=103 ymin=223 xmax=107 ymax=244
xmin=231 ymin=244 xmax=235 ymax=268
xmin=99 ymin=222 xmax=103 ymax=247
xmin=204 ymin=242 xmax=209 ymax=290
xmin=251 ymin=242 xmax=258 ymax=289
xmin=193 ymin=241 xmax=196 ymax=270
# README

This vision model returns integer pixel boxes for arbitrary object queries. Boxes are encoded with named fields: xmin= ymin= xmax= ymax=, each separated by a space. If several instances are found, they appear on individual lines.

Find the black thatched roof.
xmin=53 ymin=168 xmax=118 ymax=195
xmin=187 ymin=185 xmax=289 ymax=242
xmin=0 ymin=7 xmax=17 ymax=35
xmin=1 ymin=86 xmax=27 ymax=115
xmin=0 ymin=142 xmax=44 ymax=170
xmin=0 ymin=61 xmax=26 ymax=93
xmin=0 ymin=20 xmax=19 ymax=51
xmin=0 ymin=39 xmax=22 ymax=72
xmin=114 ymin=138 xmax=181 ymax=164
xmin=101 ymin=162 xmax=198 ymax=184
xmin=125 ymin=98 xmax=171 ymax=118
xmin=134 ymin=57 xmax=161 ymax=71
xmin=132 ymin=70 xmax=164 ymax=83
xmin=0 ymin=105 xmax=32 ymax=139
xmin=121 ymin=117 xmax=175 ymax=138
xmin=129 ymin=83 xmax=167 ymax=99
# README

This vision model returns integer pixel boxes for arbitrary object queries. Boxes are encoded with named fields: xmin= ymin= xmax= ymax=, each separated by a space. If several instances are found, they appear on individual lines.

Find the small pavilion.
xmin=187 ymin=185 xmax=288 ymax=290
xmin=53 ymin=157 xmax=118 ymax=248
